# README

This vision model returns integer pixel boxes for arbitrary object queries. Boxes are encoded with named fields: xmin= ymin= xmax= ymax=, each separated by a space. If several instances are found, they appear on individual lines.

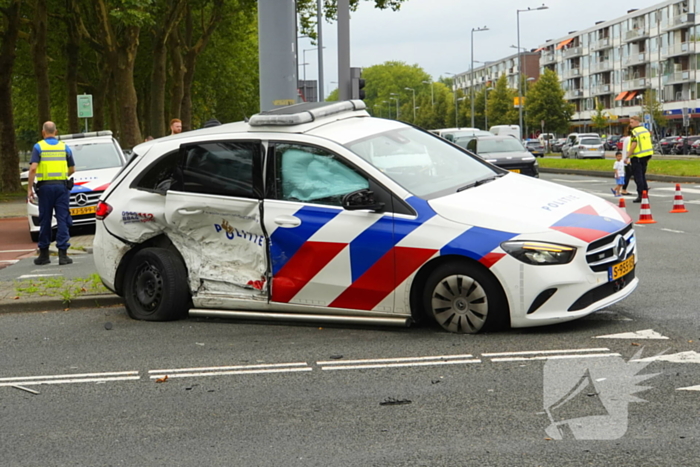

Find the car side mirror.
xmin=342 ymin=189 xmax=385 ymax=213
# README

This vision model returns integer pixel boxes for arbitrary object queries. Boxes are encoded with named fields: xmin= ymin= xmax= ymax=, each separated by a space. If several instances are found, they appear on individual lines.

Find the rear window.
xmin=477 ymin=138 xmax=525 ymax=153
xmin=580 ymin=138 xmax=602 ymax=145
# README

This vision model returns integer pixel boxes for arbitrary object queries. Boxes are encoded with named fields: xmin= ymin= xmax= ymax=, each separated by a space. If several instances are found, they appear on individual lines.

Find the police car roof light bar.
xmin=248 ymin=100 xmax=367 ymax=127
xmin=59 ymin=130 xmax=113 ymax=141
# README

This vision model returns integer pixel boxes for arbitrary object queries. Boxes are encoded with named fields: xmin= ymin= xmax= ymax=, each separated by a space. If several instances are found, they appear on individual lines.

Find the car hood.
xmin=71 ymin=167 xmax=122 ymax=193
xmin=427 ymin=173 xmax=631 ymax=242
xmin=478 ymin=151 xmax=536 ymax=164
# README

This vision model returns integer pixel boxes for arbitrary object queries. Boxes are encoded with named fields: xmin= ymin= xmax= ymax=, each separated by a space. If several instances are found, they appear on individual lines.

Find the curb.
xmin=539 ymin=167 xmax=700 ymax=184
xmin=0 ymin=293 xmax=124 ymax=314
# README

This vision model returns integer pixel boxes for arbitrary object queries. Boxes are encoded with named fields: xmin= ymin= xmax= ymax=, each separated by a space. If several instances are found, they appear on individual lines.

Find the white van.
xmin=489 ymin=125 xmax=521 ymax=139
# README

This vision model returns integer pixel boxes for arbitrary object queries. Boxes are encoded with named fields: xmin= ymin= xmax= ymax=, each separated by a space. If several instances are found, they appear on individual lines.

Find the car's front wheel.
xmin=124 ymin=247 xmax=190 ymax=321
xmin=423 ymin=262 xmax=508 ymax=333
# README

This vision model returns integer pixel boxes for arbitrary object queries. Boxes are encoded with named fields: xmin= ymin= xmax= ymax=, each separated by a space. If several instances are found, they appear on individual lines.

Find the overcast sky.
xmin=297 ymin=0 xmax=664 ymax=98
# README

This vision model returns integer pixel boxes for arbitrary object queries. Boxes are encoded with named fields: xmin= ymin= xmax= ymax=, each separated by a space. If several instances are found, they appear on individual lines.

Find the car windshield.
xmin=478 ymin=138 xmax=526 ymax=153
xmin=346 ymin=127 xmax=497 ymax=198
xmin=68 ymin=141 xmax=123 ymax=171
xmin=580 ymin=138 xmax=602 ymax=145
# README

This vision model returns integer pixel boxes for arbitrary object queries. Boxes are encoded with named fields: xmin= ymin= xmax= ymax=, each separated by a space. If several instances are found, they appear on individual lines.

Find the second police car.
xmin=93 ymin=101 xmax=637 ymax=334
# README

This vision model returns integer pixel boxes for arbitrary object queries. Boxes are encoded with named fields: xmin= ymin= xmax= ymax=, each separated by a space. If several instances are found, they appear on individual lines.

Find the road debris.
xmin=380 ymin=397 xmax=412 ymax=406
xmin=12 ymin=385 xmax=39 ymax=395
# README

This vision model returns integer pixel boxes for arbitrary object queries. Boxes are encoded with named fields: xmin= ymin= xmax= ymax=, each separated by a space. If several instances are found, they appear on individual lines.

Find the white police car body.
xmin=93 ymin=101 xmax=637 ymax=333
xmin=25 ymin=131 xmax=126 ymax=241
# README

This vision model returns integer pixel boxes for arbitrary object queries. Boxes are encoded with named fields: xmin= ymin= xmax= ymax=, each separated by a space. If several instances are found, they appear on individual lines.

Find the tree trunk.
xmin=31 ymin=0 xmax=51 ymax=129
xmin=91 ymin=59 xmax=110 ymax=132
xmin=113 ymin=28 xmax=143 ymax=148
xmin=0 ymin=0 xmax=22 ymax=193
xmin=65 ymin=0 xmax=81 ymax=133
xmin=168 ymin=26 xmax=184 ymax=124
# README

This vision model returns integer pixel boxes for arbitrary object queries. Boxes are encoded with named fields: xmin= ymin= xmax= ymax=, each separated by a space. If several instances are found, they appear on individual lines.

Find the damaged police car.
xmin=93 ymin=101 xmax=637 ymax=333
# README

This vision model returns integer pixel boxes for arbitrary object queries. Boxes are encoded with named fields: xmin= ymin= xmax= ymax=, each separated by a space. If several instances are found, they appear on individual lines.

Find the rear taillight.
xmin=95 ymin=201 xmax=113 ymax=220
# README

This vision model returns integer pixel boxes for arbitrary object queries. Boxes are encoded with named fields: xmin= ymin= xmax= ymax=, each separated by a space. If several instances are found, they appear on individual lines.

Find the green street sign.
xmin=77 ymin=94 xmax=93 ymax=119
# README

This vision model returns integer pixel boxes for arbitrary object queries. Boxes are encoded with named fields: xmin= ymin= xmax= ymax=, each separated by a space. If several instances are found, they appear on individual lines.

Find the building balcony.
xmin=592 ymin=84 xmax=612 ymax=96
xmin=541 ymin=52 xmax=556 ymax=63
xmin=590 ymin=37 xmax=612 ymax=51
xmin=562 ymin=46 xmax=583 ymax=59
xmin=563 ymin=67 xmax=581 ymax=79
xmin=662 ymin=13 xmax=695 ymax=31
xmin=624 ymin=28 xmax=649 ymax=42
xmin=665 ymin=69 xmax=693 ymax=85
xmin=590 ymin=60 xmax=613 ymax=73
xmin=621 ymin=77 xmax=650 ymax=90
xmin=623 ymin=52 xmax=648 ymax=66
xmin=564 ymin=89 xmax=584 ymax=100
xmin=663 ymin=42 xmax=694 ymax=58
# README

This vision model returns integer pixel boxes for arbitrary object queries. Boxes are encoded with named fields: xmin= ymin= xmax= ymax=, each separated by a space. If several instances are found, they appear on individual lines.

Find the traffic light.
xmin=351 ymin=67 xmax=365 ymax=100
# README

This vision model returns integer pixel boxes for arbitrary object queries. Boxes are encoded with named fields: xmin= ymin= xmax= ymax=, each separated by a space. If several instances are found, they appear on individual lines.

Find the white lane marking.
xmin=677 ymin=385 xmax=700 ymax=391
xmin=149 ymin=367 xmax=312 ymax=379
xmin=482 ymin=348 xmax=610 ymax=357
xmin=551 ymin=179 xmax=602 ymax=183
xmin=0 ymin=249 xmax=36 ymax=253
xmin=686 ymin=200 xmax=700 ymax=205
xmin=320 ymin=359 xmax=481 ymax=371
xmin=1 ymin=372 xmax=140 ymax=389
xmin=12 ymin=385 xmax=40 ymax=394
xmin=18 ymin=274 xmax=63 ymax=279
xmin=0 ymin=260 xmax=19 ymax=264
xmin=656 ymin=187 xmax=700 ymax=194
xmin=491 ymin=353 xmax=621 ymax=363
xmin=0 ymin=371 xmax=139 ymax=382
xmin=148 ymin=362 xmax=312 ymax=379
xmin=148 ymin=362 xmax=309 ymax=374
xmin=661 ymin=228 xmax=685 ymax=234
xmin=317 ymin=354 xmax=474 ymax=365
xmin=595 ymin=329 xmax=669 ymax=339
xmin=633 ymin=351 xmax=700 ymax=364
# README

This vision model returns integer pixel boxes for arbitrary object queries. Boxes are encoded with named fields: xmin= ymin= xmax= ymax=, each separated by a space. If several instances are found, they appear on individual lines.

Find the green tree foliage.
xmin=359 ymin=61 xmax=431 ymax=123
xmin=486 ymin=74 xmax=517 ymax=127
xmin=640 ymin=89 xmax=666 ymax=132
xmin=591 ymin=101 xmax=609 ymax=132
xmin=297 ymin=0 xmax=407 ymax=40
xmin=524 ymin=68 xmax=574 ymax=136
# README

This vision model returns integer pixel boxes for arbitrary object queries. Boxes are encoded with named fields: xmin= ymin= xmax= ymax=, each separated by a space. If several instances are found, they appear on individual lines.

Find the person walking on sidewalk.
xmin=627 ymin=115 xmax=653 ymax=203
xmin=26 ymin=121 xmax=75 ymax=265
xmin=612 ymin=151 xmax=625 ymax=197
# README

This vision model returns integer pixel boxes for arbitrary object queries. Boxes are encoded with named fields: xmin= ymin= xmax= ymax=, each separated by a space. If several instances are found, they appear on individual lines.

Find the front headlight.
xmin=500 ymin=241 xmax=576 ymax=265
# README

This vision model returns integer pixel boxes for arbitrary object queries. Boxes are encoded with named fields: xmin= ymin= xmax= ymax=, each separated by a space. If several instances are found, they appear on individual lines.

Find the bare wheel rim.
xmin=133 ymin=260 xmax=163 ymax=313
xmin=431 ymin=274 xmax=488 ymax=333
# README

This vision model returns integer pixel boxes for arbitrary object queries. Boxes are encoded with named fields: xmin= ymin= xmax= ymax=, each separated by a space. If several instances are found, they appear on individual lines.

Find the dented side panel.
xmin=164 ymin=191 xmax=267 ymax=300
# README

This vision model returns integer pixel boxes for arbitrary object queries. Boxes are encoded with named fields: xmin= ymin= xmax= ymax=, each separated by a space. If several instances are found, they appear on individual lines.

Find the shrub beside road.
xmin=540 ymin=156 xmax=700 ymax=178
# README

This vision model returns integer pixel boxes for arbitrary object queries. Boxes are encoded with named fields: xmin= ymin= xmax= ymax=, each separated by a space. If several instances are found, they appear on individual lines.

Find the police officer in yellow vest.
xmin=627 ymin=115 xmax=653 ymax=203
xmin=27 ymin=122 xmax=76 ymax=265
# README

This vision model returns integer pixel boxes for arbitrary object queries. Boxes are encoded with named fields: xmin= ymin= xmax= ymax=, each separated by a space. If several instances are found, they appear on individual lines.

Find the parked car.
xmin=568 ymin=135 xmax=606 ymax=159
xmin=22 ymin=131 xmax=126 ymax=242
xmin=450 ymin=130 xmax=494 ymax=149
xmin=489 ymin=124 xmax=521 ymax=139
xmin=93 ymin=100 xmax=637 ymax=334
xmin=524 ymin=140 xmax=546 ymax=158
xmin=430 ymin=128 xmax=483 ymax=142
xmin=605 ymin=135 xmax=621 ymax=151
xmin=552 ymin=137 xmax=567 ymax=153
xmin=690 ymin=138 xmax=700 ymax=155
xmin=659 ymin=136 xmax=681 ymax=154
xmin=562 ymin=133 xmax=600 ymax=158
xmin=672 ymin=135 xmax=700 ymax=155
xmin=465 ymin=136 xmax=539 ymax=177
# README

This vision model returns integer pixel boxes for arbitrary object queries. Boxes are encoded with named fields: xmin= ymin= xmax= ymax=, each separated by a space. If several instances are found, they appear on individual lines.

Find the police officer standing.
xmin=627 ymin=115 xmax=654 ymax=203
xmin=27 ymin=121 xmax=75 ymax=265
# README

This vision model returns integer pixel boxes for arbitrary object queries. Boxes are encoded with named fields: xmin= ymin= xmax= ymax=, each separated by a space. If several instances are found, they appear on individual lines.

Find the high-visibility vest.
xmin=36 ymin=140 xmax=69 ymax=181
xmin=629 ymin=126 xmax=653 ymax=158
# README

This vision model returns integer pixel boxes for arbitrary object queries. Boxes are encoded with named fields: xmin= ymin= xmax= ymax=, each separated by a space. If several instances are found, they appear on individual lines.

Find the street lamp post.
xmin=302 ymin=47 xmax=325 ymax=102
xmin=405 ymin=87 xmax=416 ymax=122
xmin=445 ymin=72 xmax=458 ymax=127
xmin=517 ymin=4 xmax=548 ymax=140
xmin=484 ymin=87 xmax=493 ymax=129
xmin=422 ymin=80 xmax=434 ymax=107
xmin=471 ymin=26 xmax=488 ymax=128
xmin=390 ymin=94 xmax=399 ymax=120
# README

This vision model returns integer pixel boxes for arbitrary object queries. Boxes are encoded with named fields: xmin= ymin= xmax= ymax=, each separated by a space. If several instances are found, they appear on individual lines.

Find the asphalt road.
xmin=2 ymin=173 xmax=700 ymax=466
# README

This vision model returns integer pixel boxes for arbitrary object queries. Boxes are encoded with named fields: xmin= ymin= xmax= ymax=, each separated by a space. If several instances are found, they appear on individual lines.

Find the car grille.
xmin=70 ymin=191 xmax=103 ymax=209
xmin=499 ymin=162 xmax=538 ymax=177
xmin=585 ymin=224 xmax=635 ymax=272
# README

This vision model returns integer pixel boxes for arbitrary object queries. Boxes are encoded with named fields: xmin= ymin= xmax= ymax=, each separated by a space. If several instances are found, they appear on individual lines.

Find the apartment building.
xmin=538 ymin=0 xmax=700 ymax=134
xmin=454 ymin=52 xmax=541 ymax=98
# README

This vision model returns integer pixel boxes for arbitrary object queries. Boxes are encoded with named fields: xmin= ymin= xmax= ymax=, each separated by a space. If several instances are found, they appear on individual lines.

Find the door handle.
xmin=177 ymin=208 xmax=202 ymax=215
xmin=274 ymin=215 xmax=301 ymax=227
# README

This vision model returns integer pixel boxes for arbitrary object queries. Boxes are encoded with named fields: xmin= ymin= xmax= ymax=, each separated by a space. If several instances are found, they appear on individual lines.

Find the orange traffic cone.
xmin=669 ymin=184 xmax=689 ymax=213
xmin=618 ymin=197 xmax=627 ymax=211
xmin=636 ymin=191 xmax=657 ymax=224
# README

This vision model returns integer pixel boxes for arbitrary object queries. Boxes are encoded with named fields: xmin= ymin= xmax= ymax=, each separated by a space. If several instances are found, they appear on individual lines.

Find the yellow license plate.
xmin=509 ymin=169 xmax=521 ymax=173
xmin=588 ymin=147 xmax=598 ymax=151
xmin=610 ymin=254 xmax=634 ymax=281
xmin=70 ymin=205 xmax=97 ymax=216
